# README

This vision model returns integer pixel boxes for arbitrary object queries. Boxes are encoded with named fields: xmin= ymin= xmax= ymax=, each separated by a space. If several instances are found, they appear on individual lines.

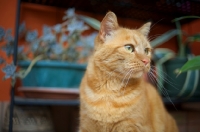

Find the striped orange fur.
xmin=79 ymin=11 xmax=178 ymax=132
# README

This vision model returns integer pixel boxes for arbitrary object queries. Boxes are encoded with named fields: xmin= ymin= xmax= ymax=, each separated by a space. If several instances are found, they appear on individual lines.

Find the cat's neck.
xmin=86 ymin=59 xmax=144 ymax=92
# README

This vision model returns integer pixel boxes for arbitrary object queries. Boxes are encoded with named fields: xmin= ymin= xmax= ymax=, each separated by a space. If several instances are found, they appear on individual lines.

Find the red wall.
xmin=0 ymin=1 xmax=199 ymax=101
xmin=0 ymin=0 xmax=17 ymax=101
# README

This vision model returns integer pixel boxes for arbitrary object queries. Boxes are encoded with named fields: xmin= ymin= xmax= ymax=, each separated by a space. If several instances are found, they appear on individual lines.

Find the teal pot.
xmin=162 ymin=57 xmax=200 ymax=100
xmin=18 ymin=61 xmax=86 ymax=88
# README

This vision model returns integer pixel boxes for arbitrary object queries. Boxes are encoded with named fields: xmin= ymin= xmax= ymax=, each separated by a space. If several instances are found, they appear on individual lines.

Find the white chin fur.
xmin=132 ymin=71 xmax=144 ymax=78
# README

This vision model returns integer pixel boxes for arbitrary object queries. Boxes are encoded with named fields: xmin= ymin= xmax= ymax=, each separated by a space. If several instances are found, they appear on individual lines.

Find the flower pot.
xmin=162 ymin=57 xmax=200 ymax=100
xmin=18 ymin=61 xmax=86 ymax=88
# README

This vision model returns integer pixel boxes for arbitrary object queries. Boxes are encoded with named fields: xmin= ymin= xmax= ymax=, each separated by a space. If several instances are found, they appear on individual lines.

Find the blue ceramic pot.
xmin=163 ymin=57 xmax=200 ymax=100
xmin=18 ymin=61 xmax=86 ymax=88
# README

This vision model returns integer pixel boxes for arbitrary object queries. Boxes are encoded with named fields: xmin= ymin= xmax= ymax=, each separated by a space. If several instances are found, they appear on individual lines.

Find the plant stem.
xmin=21 ymin=55 xmax=44 ymax=78
xmin=175 ymin=21 xmax=185 ymax=57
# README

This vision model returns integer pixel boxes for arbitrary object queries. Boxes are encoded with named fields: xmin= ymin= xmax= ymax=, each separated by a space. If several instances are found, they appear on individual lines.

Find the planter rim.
xmin=18 ymin=60 xmax=87 ymax=70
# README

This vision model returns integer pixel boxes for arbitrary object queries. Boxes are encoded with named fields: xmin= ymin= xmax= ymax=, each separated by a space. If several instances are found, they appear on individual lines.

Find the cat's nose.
xmin=141 ymin=59 xmax=149 ymax=65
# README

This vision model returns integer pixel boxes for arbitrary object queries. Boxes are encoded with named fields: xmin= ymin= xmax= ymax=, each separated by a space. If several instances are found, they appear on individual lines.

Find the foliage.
xmin=0 ymin=8 xmax=101 ymax=82
xmin=178 ymin=56 xmax=200 ymax=74
xmin=151 ymin=16 xmax=200 ymax=57
xmin=151 ymin=16 xmax=200 ymax=75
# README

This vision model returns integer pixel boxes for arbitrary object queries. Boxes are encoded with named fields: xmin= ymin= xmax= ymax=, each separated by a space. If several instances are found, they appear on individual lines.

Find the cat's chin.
xmin=132 ymin=71 xmax=145 ymax=79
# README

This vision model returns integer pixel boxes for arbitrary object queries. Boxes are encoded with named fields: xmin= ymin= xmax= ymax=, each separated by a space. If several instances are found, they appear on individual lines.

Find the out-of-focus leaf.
xmin=150 ymin=30 xmax=179 ymax=48
xmin=179 ymin=56 xmax=200 ymax=74
xmin=153 ymin=48 xmax=175 ymax=64
xmin=172 ymin=16 xmax=200 ymax=23
xmin=186 ymin=33 xmax=200 ymax=43
xmin=78 ymin=15 xmax=100 ymax=30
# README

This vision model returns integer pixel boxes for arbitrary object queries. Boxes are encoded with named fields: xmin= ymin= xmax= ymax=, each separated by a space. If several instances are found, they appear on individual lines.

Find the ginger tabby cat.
xmin=79 ymin=11 xmax=178 ymax=132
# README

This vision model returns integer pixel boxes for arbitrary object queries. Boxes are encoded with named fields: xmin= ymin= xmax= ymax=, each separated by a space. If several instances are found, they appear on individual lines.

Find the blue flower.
xmin=1 ymin=44 xmax=14 ymax=56
xmin=31 ymin=40 xmax=40 ymax=51
xmin=26 ymin=30 xmax=38 ymax=42
xmin=61 ymin=34 xmax=68 ymax=42
xmin=53 ymin=24 xmax=62 ymax=33
xmin=67 ymin=19 xmax=88 ymax=34
xmin=19 ymin=22 xmax=26 ymax=35
xmin=65 ymin=8 xmax=75 ymax=18
xmin=0 ymin=27 xmax=5 ymax=41
xmin=5 ymin=35 xmax=14 ymax=43
xmin=4 ymin=29 xmax=13 ymax=42
xmin=0 ymin=57 xmax=5 ymax=64
xmin=43 ymin=25 xmax=52 ymax=35
xmin=42 ymin=33 xmax=55 ymax=42
xmin=18 ymin=46 xmax=24 ymax=53
xmin=51 ymin=44 xmax=63 ymax=55
xmin=2 ymin=63 xmax=16 ymax=79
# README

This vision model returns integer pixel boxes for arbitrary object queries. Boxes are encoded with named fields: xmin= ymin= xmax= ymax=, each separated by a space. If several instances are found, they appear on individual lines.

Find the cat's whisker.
xmin=148 ymin=72 xmax=170 ymax=98
xmin=121 ymin=69 xmax=132 ymax=86
xmin=148 ymin=72 xmax=177 ymax=110
xmin=124 ymin=69 xmax=134 ymax=88
xmin=148 ymin=71 xmax=168 ymax=96
xmin=147 ymin=72 xmax=157 ymax=86
xmin=150 ymin=66 xmax=179 ymax=90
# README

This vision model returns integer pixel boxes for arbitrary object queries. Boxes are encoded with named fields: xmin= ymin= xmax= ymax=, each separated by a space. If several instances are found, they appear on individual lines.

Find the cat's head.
xmin=93 ymin=11 xmax=152 ymax=79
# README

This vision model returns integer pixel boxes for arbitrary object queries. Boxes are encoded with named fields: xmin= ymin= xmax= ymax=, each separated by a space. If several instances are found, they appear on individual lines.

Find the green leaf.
xmin=186 ymin=33 xmax=200 ymax=43
xmin=154 ymin=48 xmax=175 ymax=64
xmin=172 ymin=16 xmax=200 ymax=23
xmin=179 ymin=56 xmax=200 ymax=73
xmin=150 ymin=30 xmax=179 ymax=48
xmin=78 ymin=15 xmax=100 ymax=30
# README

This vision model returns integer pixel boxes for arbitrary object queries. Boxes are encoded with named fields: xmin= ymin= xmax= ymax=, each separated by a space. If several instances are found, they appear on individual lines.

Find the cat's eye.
xmin=124 ymin=44 xmax=135 ymax=53
xmin=144 ymin=48 xmax=151 ymax=55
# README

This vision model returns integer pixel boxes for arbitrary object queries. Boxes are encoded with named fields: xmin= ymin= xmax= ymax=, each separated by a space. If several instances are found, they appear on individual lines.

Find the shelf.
xmin=163 ymin=97 xmax=200 ymax=105
xmin=21 ymin=0 xmax=200 ymax=26
xmin=14 ymin=96 xmax=79 ymax=106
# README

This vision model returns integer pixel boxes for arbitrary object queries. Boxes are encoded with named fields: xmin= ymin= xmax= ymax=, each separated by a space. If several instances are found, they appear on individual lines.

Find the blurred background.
xmin=0 ymin=0 xmax=200 ymax=132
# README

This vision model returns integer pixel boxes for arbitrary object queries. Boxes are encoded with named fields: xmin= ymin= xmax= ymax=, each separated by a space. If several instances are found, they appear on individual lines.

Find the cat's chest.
xmin=85 ymin=94 xmax=140 ymax=123
xmin=82 ymin=85 xmax=144 ymax=123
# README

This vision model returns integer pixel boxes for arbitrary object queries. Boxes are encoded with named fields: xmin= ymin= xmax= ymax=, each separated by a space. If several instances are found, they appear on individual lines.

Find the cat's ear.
xmin=99 ymin=11 xmax=119 ymax=42
xmin=138 ymin=22 xmax=151 ymax=37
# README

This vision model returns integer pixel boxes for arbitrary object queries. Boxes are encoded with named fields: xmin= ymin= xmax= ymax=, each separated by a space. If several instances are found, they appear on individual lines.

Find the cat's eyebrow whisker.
xmin=148 ymin=34 xmax=162 ymax=41
xmin=150 ymin=18 xmax=164 ymax=30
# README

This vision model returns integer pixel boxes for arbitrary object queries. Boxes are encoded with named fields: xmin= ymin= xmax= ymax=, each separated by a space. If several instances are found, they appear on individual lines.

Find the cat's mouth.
xmin=128 ymin=67 xmax=149 ymax=78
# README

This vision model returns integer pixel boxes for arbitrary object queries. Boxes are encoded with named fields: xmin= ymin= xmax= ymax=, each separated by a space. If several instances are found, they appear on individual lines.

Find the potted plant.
xmin=151 ymin=16 xmax=200 ymax=100
xmin=0 ymin=8 xmax=100 ymax=90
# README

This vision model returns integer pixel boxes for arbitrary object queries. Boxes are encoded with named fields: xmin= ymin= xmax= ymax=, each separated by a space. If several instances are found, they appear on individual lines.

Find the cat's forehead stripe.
xmin=124 ymin=34 xmax=138 ymax=45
